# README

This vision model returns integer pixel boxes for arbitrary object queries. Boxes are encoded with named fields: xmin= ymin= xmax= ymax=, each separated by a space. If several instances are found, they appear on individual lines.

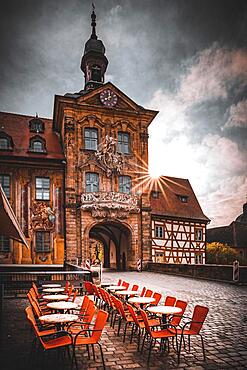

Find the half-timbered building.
xmin=150 ymin=176 xmax=209 ymax=264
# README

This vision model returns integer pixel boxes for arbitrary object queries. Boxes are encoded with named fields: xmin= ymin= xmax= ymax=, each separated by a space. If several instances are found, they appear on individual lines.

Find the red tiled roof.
xmin=0 ymin=111 xmax=64 ymax=160
xmin=150 ymin=176 xmax=209 ymax=222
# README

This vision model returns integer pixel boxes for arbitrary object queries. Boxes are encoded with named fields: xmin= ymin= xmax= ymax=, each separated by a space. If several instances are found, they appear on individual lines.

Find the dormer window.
xmin=177 ymin=194 xmax=189 ymax=203
xmin=29 ymin=136 xmax=46 ymax=153
xmin=0 ymin=132 xmax=13 ymax=150
xmin=29 ymin=118 xmax=44 ymax=133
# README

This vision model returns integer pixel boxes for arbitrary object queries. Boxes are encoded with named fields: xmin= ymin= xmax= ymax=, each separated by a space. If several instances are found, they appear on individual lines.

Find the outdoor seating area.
xmin=24 ymin=277 xmax=209 ymax=369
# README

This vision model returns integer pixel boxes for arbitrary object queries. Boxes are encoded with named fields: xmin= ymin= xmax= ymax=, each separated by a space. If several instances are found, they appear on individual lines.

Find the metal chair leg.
xmin=200 ymin=334 xmax=206 ymax=360
xmin=98 ymin=343 xmax=106 ymax=370
xmin=148 ymin=337 xmax=153 ymax=363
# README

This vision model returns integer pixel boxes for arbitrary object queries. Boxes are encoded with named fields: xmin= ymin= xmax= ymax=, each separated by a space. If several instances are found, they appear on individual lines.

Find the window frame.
xmin=35 ymin=231 xmax=51 ymax=252
xmin=195 ymin=227 xmax=203 ymax=241
xmin=85 ymin=172 xmax=99 ymax=193
xmin=0 ymin=132 xmax=13 ymax=151
xmin=29 ymin=136 xmax=46 ymax=153
xmin=29 ymin=118 xmax=45 ymax=133
xmin=0 ymin=174 xmax=10 ymax=199
xmin=195 ymin=253 xmax=203 ymax=264
xmin=35 ymin=177 xmax=50 ymax=200
xmin=155 ymin=225 xmax=164 ymax=239
xmin=119 ymin=175 xmax=131 ymax=194
xmin=117 ymin=131 xmax=130 ymax=154
xmin=84 ymin=128 xmax=98 ymax=151
xmin=0 ymin=235 xmax=11 ymax=252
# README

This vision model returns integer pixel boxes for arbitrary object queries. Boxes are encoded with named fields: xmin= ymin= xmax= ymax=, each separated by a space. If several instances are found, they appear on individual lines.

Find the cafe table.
xmin=43 ymin=294 xmax=69 ymax=301
xmin=42 ymin=284 xmax=62 ymax=288
xmin=128 ymin=296 xmax=155 ymax=309
xmin=147 ymin=305 xmax=182 ymax=324
xmin=42 ymin=288 xmax=65 ymax=293
xmin=39 ymin=313 xmax=78 ymax=330
xmin=115 ymin=290 xmax=139 ymax=300
xmin=108 ymin=285 xmax=127 ymax=291
xmin=47 ymin=301 xmax=78 ymax=313
xmin=100 ymin=282 xmax=112 ymax=287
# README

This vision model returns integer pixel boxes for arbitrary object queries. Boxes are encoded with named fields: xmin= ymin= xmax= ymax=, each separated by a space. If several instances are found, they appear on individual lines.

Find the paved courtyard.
xmin=0 ymin=271 xmax=247 ymax=370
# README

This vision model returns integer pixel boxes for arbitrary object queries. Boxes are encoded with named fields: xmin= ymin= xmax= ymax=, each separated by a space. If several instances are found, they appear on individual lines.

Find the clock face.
xmin=100 ymin=89 xmax=118 ymax=107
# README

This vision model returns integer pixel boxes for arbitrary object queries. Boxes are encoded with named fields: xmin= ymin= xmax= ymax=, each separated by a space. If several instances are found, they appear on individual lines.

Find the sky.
xmin=0 ymin=0 xmax=246 ymax=228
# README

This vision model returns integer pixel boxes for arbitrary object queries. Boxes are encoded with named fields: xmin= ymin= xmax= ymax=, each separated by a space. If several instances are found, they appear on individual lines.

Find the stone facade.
xmin=53 ymin=83 xmax=157 ymax=269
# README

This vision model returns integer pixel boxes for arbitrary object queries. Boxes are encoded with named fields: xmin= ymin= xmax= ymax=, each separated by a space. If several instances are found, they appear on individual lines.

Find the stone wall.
xmin=147 ymin=262 xmax=247 ymax=284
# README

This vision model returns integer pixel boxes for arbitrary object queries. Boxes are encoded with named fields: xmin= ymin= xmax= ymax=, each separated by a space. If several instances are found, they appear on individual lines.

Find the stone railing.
xmin=80 ymin=192 xmax=140 ymax=218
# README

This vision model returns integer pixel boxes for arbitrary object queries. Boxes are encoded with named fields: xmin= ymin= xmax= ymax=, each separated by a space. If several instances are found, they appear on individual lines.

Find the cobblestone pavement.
xmin=0 ymin=271 xmax=247 ymax=370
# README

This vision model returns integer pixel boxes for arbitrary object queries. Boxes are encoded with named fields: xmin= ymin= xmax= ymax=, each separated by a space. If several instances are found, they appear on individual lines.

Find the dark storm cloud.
xmin=0 ymin=0 xmax=246 ymax=226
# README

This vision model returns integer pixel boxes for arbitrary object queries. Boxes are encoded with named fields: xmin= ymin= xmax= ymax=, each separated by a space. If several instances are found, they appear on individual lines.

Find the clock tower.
xmin=81 ymin=6 xmax=108 ymax=91
xmin=53 ymin=7 xmax=158 ymax=270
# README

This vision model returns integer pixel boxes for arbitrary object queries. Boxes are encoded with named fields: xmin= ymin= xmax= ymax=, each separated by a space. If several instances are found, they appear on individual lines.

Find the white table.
xmin=128 ymin=296 xmax=155 ymax=308
xmin=108 ymin=285 xmax=127 ymax=291
xmin=147 ymin=305 xmax=182 ymax=324
xmin=47 ymin=301 xmax=78 ymax=313
xmin=39 ymin=313 xmax=78 ymax=330
xmin=115 ymin=290 xmax=139 ymax=300
xmin=43 ymin=288 xmax=65 ymax=293
xmin=42 ymin=284 xmax=62 ymax=288
xmin=43 ymin=294 xmax=69 ymax=301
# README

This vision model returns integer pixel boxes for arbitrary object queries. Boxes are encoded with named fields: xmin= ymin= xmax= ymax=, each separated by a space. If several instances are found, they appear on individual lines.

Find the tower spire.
xmin=91 ymin=3 xmax=97 ymax=40
xmin=81 ymin=5 xmax=108 ymax=91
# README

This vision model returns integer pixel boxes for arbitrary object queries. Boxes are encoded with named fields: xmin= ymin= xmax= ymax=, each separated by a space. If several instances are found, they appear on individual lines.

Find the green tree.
xmin=206 ymin=242 xmax=245 ymax=265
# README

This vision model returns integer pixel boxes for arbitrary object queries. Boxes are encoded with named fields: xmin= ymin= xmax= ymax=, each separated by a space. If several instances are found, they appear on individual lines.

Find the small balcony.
xmin=80 ymin=192 xmax=140 ymax=219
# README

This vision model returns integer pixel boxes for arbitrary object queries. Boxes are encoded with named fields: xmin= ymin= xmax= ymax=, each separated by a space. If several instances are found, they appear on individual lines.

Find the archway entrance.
xmin=89 ymin=221 xmax=131 ymax=270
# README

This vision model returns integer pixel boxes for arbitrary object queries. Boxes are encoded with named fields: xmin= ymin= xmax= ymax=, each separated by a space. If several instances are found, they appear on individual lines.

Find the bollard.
xmin=85 ymin=258 xmax=91 ymax=271
xmin=137 ymin=258 xmax=142 ymax=272
xmin=232 ymin=260 xmax=239 ymax=282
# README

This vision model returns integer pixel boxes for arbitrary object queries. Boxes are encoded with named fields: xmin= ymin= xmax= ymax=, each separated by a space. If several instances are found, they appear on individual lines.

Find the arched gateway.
xmin=89 ymin=221 xmax=131 ymax=270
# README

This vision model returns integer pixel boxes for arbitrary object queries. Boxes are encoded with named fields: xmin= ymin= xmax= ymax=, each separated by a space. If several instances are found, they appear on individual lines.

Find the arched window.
xmin=29 ymin=136 xmax=46 ymax=153
xmin=29 ymin=118 xmax=45 ymax=133
xmin=0 ymin=132 xmax=13 ymax=150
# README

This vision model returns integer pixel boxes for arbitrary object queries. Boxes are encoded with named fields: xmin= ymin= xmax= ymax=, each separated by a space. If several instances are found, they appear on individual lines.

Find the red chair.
xmin=117 ymin=279 xmax=122 ymax=286
xmin=169 ymin=299 xmax=187 ymax=327
xmin=144 ymin=289 xmax=153 ymax=297
xmin=164 ymin=296 xmax=176 ymax=306
xmin=126 ymin=303 xmax=160 ymax=351
xmin=74 ymin=295 xmax=90 ymax=316
xmin=152 ymin=292 xmax=162 ymax=305
xmin=122 ymin=281 xmax=129 ymax=289
xmin=73 ymin=310 xmax=109 ymax=370
xmin=111 ymin=297 xmax=133 ymax=341
xmin=25 ymin=306 xmax=73 ymax=366
xmin=140 ymin=308 xmax=178 ymax=363
xmin=177 ymin=305 xmax=209 ymax=362
xmin=140 ymin=287 xmax=146 ymax=297
xmin=131 ymin=284 xmax=139 ymax=291
xmin=67 ymin=290 xmax=77 ymax=302
xmin=84 ymin=281 xmax=94 ymax=295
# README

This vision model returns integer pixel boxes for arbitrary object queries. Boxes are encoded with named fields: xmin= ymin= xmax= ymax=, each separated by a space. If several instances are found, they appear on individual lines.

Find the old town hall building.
xmin=0 ymin=9 xmax=209 ymax=269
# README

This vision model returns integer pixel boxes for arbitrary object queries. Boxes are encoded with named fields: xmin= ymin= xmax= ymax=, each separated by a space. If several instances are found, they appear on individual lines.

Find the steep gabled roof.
xmin=0 ymin=111 xmax=64 ymax=161
xmin=150 ymin=175 xmax=210 ymax=222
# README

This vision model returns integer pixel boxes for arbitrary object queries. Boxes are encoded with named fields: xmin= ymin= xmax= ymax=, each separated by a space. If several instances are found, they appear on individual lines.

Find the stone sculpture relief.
xmin=81 ymin=191 xmax=139 ymax=219
xmin=30 ymin=201 xmax=56 ymax=231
